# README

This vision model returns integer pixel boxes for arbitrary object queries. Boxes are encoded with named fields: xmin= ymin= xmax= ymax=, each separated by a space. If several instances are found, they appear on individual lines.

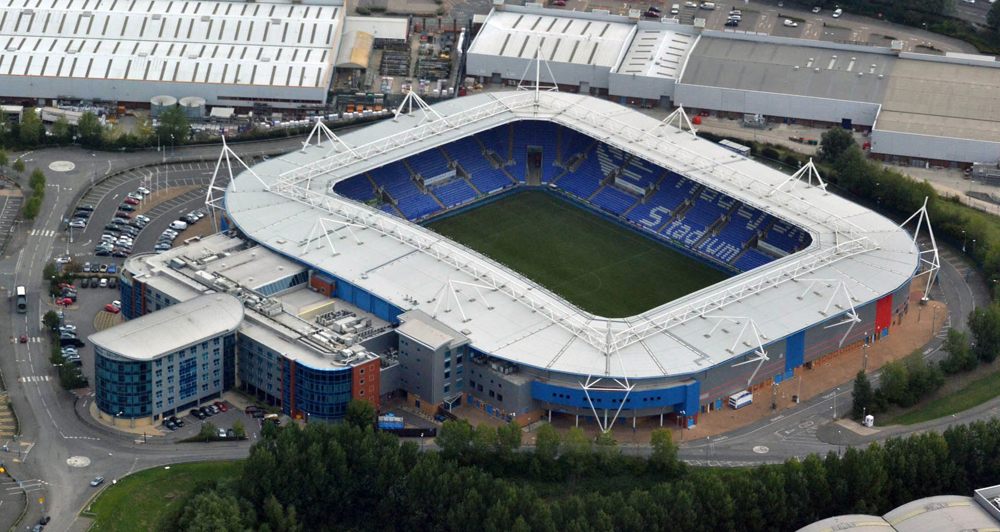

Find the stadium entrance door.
xmin=526 ymin=146 xmax=542 ymax=185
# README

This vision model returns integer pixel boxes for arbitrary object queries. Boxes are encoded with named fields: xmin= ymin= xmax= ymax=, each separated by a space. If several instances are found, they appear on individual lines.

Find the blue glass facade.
xmin=95 ymin=348 xmax=152 ymax=417
xmin=256 ymin=270 xmax=309 ymax=297
xmin=281 ymin=359 xmax=353 ymax=421
xmin=531 ymin=380 xmax=700 ymax=417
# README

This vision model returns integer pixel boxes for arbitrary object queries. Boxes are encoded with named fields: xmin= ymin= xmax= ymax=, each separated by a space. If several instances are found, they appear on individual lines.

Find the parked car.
xmin=169 ymin=220 xmax=188 ymax=231
xmin=69 ymin=219 xmax=87 ymax=229
xmin=783 ymin=19 xmax=798 ymax=27
xmin=59 ymin=324 xmax=77 ymax=333
xmin=164 ymin=420 xmax=177 ymax=430
xmin=117 ymin=203 xmax=135 ymax=212
xmin=108 ymin=263 xmax=118 ymax=274
xmin=77 ymin=204 xmax=95 ymax=212
xmin=109 ymin=277 xmax=117 ymax=289
xmin=214 ymin=401 xmax=228 ymax=412
xmin=103 ymin=303 xmax=120 ymax=314
xmin=83 ymin=262 xmax=92 ymax=273
xmin=137 ymin=187 xmax=151 ymax=195
xmin=217 ymin=428 xmax=227 ymax=439
xmin=123 ymin=197 xmax=140 ymax=205
xmin=57 ymin=297 xmax=73 ymax=306
xmin=89 ymin=476 xmax=105 ymax=487
xmin=80 ymin=278 xmax=90 ymax=288
xmin=190 ymin=408 xmax=206 ymax=420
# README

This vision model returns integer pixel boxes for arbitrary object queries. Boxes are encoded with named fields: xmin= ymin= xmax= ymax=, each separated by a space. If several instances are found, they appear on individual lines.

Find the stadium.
xmin=211 ymin=89 xmax=923 ymax=430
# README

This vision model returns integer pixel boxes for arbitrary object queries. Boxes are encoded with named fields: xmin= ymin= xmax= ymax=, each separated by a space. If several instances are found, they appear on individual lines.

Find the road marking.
xmin=18 ymin=375 xmax=51 ymax=383
xmin=27 ymin=229 xmax=56 ymax=237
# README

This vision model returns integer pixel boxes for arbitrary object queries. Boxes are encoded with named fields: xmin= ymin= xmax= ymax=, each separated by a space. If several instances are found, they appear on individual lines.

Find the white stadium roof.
xmin=224 ymin=91 xmax=920 ymax=381
xmin=0 ymin=0 xmax=339 ymax=88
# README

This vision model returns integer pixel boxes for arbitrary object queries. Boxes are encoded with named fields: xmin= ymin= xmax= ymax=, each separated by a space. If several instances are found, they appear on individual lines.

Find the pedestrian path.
xmin=27 ymin=229 xmax=56 ymax=237
xmin=17 ymin=376 xmax=51 ymax=383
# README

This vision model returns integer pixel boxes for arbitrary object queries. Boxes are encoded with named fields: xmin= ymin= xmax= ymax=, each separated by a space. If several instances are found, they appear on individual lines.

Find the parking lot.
xmin=158 ymin=400 xmax=265 ymax=442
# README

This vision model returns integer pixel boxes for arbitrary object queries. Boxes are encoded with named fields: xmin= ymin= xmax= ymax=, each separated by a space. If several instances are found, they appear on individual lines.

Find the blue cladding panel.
xmin=355 ymin=290 xmax=372 ymax=312
xmin=337 ymin=280 xmax=355 ymax=303
xmin=785 ymin=331 xmax=805 ymax=373
xmin=532 ymin=380 xmax=700 ymax=415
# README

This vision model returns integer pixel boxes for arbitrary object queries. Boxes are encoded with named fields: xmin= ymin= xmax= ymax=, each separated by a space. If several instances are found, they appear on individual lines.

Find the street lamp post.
xmin=833 ymin=387 xmax=839 ymax=419
xmin=962 ymin=230 xmax=967 ymax=253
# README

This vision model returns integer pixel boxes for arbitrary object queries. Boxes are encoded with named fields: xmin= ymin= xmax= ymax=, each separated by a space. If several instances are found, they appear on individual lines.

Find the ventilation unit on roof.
xmin=81 ymin=11 xmax=93 ymax=17
xmin=4 ymin=46 xmax=16 ymax=52
xmin=187 ymin=53 xmax=199 ymax=59
xmin=270 ymin=18 xmax=281 ymax=24
xmin=138 ymin=51 xmax=148 ymax=57
xmin=20 ymin=9 xmax=33 ymax=15
xmin=260 ymin=56 xmax=271 ymax=62
xmin=201 ymin=15 xmax=210 ymax=22
xmin=152 ymin=13 xmax=162 ymax=20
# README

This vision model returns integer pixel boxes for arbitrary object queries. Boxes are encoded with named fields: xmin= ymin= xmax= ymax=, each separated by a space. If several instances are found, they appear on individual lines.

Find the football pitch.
xmin=426 ymin=191 xmax=729 ymax=317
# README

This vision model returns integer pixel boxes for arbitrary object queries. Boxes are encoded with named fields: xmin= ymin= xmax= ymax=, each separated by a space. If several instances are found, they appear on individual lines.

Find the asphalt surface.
xmin=0 ymin=137 xmax=306 ymax=532
xmin=0 ymin=128 xmax=992 ymax=531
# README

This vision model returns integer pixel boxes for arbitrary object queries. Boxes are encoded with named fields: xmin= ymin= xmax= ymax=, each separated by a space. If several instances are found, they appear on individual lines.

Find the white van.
xmin=832 ymin=7 xmax=843 ymax=17
xmin=670 ymin=3 xmax=680 ymax=14
xmin=699 ymin=2 xmax=716 ymax=9
xmin=728 ymin=390 xmax=753 ymax=410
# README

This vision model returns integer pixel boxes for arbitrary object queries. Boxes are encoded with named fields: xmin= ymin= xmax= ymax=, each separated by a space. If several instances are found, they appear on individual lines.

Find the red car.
xmin=214 ymin=402 xmax=228 ymax=412
xmin=58 ymin=282 xmax=76 ymax=290
xmin=123 ymin=197 xmax=140 ymax=205
xmin=57 ymin=297 xmax=73 ymax=306
xmin=19 ymin=334 xmax=28 ymax=343
xmin=104 ymin=303 xmax=121 ymax=314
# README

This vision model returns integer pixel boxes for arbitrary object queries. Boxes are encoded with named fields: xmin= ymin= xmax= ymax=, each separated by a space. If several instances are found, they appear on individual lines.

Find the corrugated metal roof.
xmin=614 ymin=28 xmax=694 ymax=79
xmin=0 ymin=0 xmax=340 ymax=87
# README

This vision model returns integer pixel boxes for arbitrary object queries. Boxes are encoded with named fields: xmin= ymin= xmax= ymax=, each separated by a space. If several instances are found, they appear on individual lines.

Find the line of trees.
xmin=169 ymin=400 xmax=1000 ymax=532
xmin=22 ymin=167 xmax=46 ymax=220
xmin=41 ymin=309 xmax=88 ymax=390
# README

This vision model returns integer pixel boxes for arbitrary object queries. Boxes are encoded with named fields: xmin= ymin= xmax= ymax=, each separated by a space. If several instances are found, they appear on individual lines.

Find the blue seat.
xmin=734 ymin=249 xmax=773 ymax=271
xmin=407 ymin=150 xmax=450 ymax=179
xmin=332 ymin=176 xmax=376 ymax=202
xmin=432 ymin=179 xmax=478 ymax=208
xmin=591 ymin=186 xmax=638 ymax=215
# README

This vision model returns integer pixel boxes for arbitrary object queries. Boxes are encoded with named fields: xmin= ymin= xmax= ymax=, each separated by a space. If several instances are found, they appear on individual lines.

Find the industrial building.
xmin=0 ymin=0 xmax=346 ymax=109
xmin=98 ymin=91 xmax=923 ymax=430
xmin=466 ymin=5 xmax=1000 ymax=166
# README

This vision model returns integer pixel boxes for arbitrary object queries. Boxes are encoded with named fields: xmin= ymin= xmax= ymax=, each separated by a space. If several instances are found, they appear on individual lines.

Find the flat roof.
xmin=223 ymin=91 xmax=919 ymax=381
xmin=398 ymin=310 xmax=467 ymax=351
xmin=0 ymin=0 xmax=341 ymax=88
xmin=878 ymin=58 xmax=1000 ymax=142
xmin=614 ymin=27 xmax=695 ymax=79
xmin=342 ymin=15 xmax=407 ymax=41
xmin=469 ymin=8 xmax=635 ymax=68
xmin=680 ymin=35 xmax=894 ymax=102
xmin=89 ymin=294 xmax=243 ymax=360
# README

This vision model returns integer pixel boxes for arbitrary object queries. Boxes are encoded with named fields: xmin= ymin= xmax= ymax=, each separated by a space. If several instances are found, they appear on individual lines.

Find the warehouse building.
xmin=466 ymin=4 xmax=1000 ymax=166
xmin=0 ymin=0 xmax=345 ymax=109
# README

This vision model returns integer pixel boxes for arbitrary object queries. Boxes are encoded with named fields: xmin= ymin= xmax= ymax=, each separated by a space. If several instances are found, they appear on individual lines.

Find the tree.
xmin=533 ymin=423 xmax=560 ymax=462
xmin=177 ymin=490 xmax=251 ymax=532
xmin=969 ymin=304 xmax=1000 ymax=363
xmin=42 ymin=261 xmax=58 ymax=281
xmin=989 ymin=1 xmax=1000 ymax=32
xmin=232 ymin=419 xmax=246 ymax=440
xmin=29 ymin=168 xmax=45 ymax=193
xmin=878 ymin=360 xmax=910 ymax=407
xmin=495 ymin=421 xmax=522 ymax=455
xmin=42 ymin=310 xmax=61 ymax=332
xmin=22 ymin=195 xmax=40 ymax=219
xmin=157 ymin=105 xmax=191 ymax=146
xmin=649 ymin=429 xmax=681 ymax=476
xmin=12 ymin=158 xmax=24 ymax=175
xmin=51 ymin=116 xmax=71 ymax=144
xmin=436 ymin=419 xmax=474 ymax=458
xmin=851 ymin=370 xmax=876 ymax=420
xmin=941 ymin=329 xmax=977 ymax=373
xmin=561 ymin=427 xmax=592 ymax=476
xmin=18 ymin=108 xmax=43 ymax=146
xmin=199 ymin=422 xmax=218 ymax=441
xmin=818 ymin=127 xmax=855 ymax=163
xmin=344 ymin=399 xmax=376 ymax=429
xmin=0 ymin=148 xmax=8 ymax=171
xmin=77 ymin=111 xmax=103 ymax=147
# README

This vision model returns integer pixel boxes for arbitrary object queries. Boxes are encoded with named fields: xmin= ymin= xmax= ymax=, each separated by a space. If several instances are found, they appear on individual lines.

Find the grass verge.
xmin=426 ymin=191 xmax=728 ymax=317
xmin=84 ymin=461 xmax=241 ymax=531
xmin=886 ymin=370 xmax=1000 ymax=426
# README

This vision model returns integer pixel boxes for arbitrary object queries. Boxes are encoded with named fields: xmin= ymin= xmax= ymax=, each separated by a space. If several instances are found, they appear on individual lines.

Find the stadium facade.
xmin=468 ymin=5 xmax=1000 ymax=167
xmin=101 ymin=91 xmax=921 ymax=430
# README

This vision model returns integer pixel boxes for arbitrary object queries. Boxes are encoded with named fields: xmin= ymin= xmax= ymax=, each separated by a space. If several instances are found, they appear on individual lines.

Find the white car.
xmin=59 ymin=324 xmax=77 ymax=333
xmin=135 ymin=215 xmax=151 ymax=223
xmin=137 ymin=187 xmax=151 ymax=195
xmin=111 ymin=300 xmax=121 ymax=309
xmin=811 ymin=6 xmax=821 ymax=12
xmin=69 ymin=219 xmax=87 ymax=229
xmin=832 ymin=7 xmax=842 ymax=17
xmin=783 ymin=19 xmax=799 ymax=27
xmin=169 ymin=220 xmax=188 ymax=231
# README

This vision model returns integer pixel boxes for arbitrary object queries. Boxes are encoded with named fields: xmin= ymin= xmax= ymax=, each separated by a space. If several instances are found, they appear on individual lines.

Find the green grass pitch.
xmin=426 ymin=191 xmax=729 ymax=317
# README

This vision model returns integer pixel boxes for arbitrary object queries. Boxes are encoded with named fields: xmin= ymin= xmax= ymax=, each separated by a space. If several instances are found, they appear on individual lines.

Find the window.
xmin=497 ymin=394 xmax=503 ymax=402
xmin=488 ymin=390 xmax=495 ymax=398
xmin=456 ymin=355 xmax=463 ymax=365
xmin=444 ymin=371 xmax=450 ymax=379
xmin=444 ymin=384 xmax=450 ymax=394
